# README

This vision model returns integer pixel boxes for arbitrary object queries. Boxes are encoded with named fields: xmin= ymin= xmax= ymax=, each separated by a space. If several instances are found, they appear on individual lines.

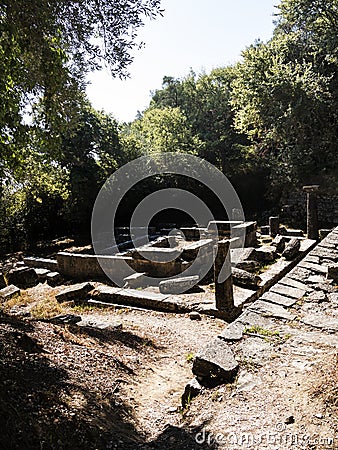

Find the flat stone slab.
xmin=90 ymin=285 xmax=186 ymax=312
xmin=0 ymin=285 xmax=21 ymax=301
xmin=298 ymin=261 xmax=328 ymax=275
xmin=159 ymin=275 xmax=199 ymax=294
xmin=248 ymin=300 xmax=296 ymax=321
xmin=218 ymin=321 xmax=244 ymax=342
xmin=77 ymin=317 xmax=122 ymax=331
xmin=261 ymin=291 xmax=298 ymax=307
xmin=193 ymin=338 xmax=239 ymax=382
xmin=123 ymin=272 xmax=147 ymax=289
xmin=23 ymin=257 xmax=58 ymax=271
xmin=279 ymin=277 xmax=309 ymax=292
xmin=34 ymin=268 xmax=50 ymax=281
xmin=56 ymin=282 xmax=94 ymax=303
xmin=182 ymin=239 xmax=214 ymax=261
xmin=132 ymin=247 xmax=181 ymax=262
xmin=270 ymin=283 xmax=306 ymax=300
xmin=301 ymin=315 xmax=338 ymax=332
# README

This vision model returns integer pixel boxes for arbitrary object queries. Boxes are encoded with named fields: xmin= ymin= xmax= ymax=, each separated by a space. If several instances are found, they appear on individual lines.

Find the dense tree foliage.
xmin=1 ymin=0 xmax=337 ymax=251
xmin=0 ymin=0 xmax=162 ymax=171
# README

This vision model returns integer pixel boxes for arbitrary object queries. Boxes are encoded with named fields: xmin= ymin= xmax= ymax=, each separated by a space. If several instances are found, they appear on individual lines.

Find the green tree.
xmin=126 ymin=106 xmax=204 ymax=155
xmin=0 ymin=0 xmax=163 ymax=171
xmin=230 ymin=0 xmax=338 ymax=188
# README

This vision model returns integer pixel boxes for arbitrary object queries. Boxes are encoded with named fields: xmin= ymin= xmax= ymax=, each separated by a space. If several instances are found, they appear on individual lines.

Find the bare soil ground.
xmin=1 ymin=283 xmax=337 ymax=449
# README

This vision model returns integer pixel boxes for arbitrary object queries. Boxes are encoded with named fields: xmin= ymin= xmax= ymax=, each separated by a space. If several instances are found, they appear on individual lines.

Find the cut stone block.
xmin=327 ymin=264 xmax=338 ymax=282
xmin=301 ymin=315 xmax=338 ymax=332
xmin=34 ymin=268 xmax=50 ymax=281
xmin=253 ymin=246 xmax=276 ymax=263
xmin=46 ymin=272 xmax=62 ymax=287
xmin=23 ymin=257 xmax=58 ymax=272
xmin=260 ymin=225 xmax=270 ymax=235
xmin=261 ymin=291 xmax=298 ymax=307
xmin=193 ymin=338 xmax=239 ymax=382
xmin=271 ymin=235 xmax=287 ymax=253
xmin=279 ymin=277 xmax=309 ymax=292
xmin=132 ymin=247 xmax=181 ymax=262
xmin=234 ymin=260 xmax=260 ymax=272
xmin=231 ymin=247 xmax=256 ymax=264
xmin=56 ymin=282 xmax=94 ymax=303
xmin=6 ymin=267 xmax=39 ymax=289
xmin=298 ymin=261 xmax=327 ymax=275
xmin=159 ymin=275 xmax=199 ymax=294
xmin=232 ymin=267 xmax=261 ymax=289
xmin=270 ymin=283 xmax=306 ymax=300
xmin=0 ymin=285 xmax=21 ymax=301
xmin=249 ymin=300 xmax=296 ymax=321
xmin=285 ymin=229 xmax=304 ymax=237
xmin=182 ymin=239 xmax=214 ymax=261
xmin=123 ymin=272 xmax=147 ymax=289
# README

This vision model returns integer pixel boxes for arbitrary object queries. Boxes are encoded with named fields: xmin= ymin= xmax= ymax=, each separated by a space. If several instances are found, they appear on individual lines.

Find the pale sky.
xmin=86 ymin=0 xmax=279 ymax=123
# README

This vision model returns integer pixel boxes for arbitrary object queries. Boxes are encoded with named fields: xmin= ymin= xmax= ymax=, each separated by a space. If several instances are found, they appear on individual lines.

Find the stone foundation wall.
xmin=281 ymin=191 xmax=338 ymax=228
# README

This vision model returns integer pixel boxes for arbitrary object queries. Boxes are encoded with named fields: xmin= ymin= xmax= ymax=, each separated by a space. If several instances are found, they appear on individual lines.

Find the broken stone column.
xmin=303 ymin=185 xmax=320 ymax=240
xmin=214 ymin=239 xmax=240 ymax=321
xmin=269 ymin=216 xmax=279 ymax=238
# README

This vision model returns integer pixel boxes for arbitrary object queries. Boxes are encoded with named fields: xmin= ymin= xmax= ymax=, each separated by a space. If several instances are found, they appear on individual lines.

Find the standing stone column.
xmin=214 ymin=239 xmax=234 ymax=310
xmin=303 ymin=185 xmax=320 ymax=240
xmin=269 ymin=216 xmax=280 ymax=238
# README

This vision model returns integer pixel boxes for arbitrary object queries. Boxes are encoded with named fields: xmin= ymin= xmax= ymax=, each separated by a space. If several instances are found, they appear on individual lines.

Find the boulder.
xmin=181 ymin=378 xmax=202 ymax=407
xmin=193 ymin=338 xmax=239 ymax=382
xmin=271 ymin=235 xmax=287 ymax=253
xmin=282 ymin=238 xmax=301 ymax=260
xmin=159 ymin=275 xmax=199 ymax=294
xmin=6 ymin=267 xmax=38 ymax=289
xmin=55 ymin=282 xmax=94 ymax=303
xmin=232 ymin=267 xmax=261 ymax=289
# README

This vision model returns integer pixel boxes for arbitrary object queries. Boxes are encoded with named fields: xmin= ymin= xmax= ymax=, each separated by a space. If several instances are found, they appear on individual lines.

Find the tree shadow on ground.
xmin=0 ymin=313 xmax=218 ymax=450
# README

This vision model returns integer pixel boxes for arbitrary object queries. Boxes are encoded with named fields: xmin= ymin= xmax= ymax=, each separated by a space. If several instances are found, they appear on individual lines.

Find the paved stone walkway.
xmin=192 ymin=226 xmax=338 ymax=383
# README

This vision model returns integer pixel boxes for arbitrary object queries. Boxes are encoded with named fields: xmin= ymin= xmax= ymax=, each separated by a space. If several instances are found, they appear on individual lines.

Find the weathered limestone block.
xmin=232 ymin=221 xmax=257 ymax=247
xmin=7 ymin=267 xmax=38 ymax=289
xmin=23 ymin=257 xmax=58 ymax=272
xmin=131 ymin=247 xmax=181 ymax=262
xmin=192 ymin=338 xmax=239 ymax=382
xmin=232 ymin=267 xmax=262 ymax=289
xmin=269 ymin=216 xmax=280 ymax=237
xmin=260 ymin=225 xmax=270 ymax=235
xmin=34 ymin=268 xmax=50 ymax=281
xmin=271 ymin=235 xmax=287 ymax=253
xmin=235 ymin=260 xmax=260 ymax=272
xmin=46 ymin=272 xmax=63 ymax=287
xmin=282 ymin=238 xmax=301 ymax=260
xmin=159 ymin=275 xmax=199 ymax=294
xmin=56 ymin=282 xmax=94 ymax=303
xmin=0 ymin=284 xmax=20 ymax=301
xmin=182 ymin=239 xmax=214 ymax=261
xmin=327 ymin=264 xmax=338 ymax=282
xmin=253 ymin=246 xmax=276 ymax=263
xmin=123 ymin=272 xmax=147 ymax=289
